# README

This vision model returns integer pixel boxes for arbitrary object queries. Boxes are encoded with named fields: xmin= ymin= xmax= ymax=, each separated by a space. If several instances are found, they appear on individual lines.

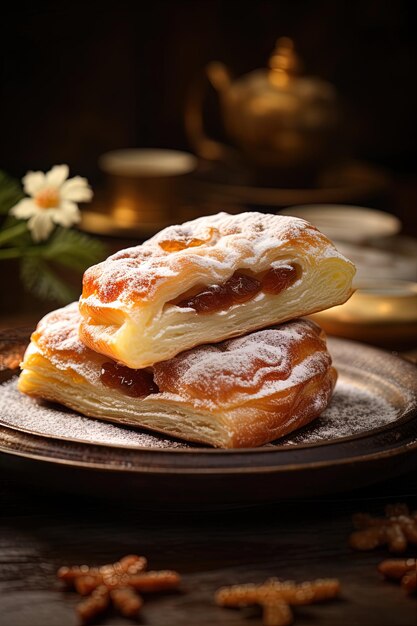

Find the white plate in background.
xmin=281 ymin=204 xmax=401 ymax=243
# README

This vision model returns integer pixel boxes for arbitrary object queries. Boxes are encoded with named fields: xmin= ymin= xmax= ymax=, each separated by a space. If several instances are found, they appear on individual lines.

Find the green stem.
xmin=0 ymin=221 xmax=28 ymax=247
xmin=0 ymin=245 xmax=46 ymax=260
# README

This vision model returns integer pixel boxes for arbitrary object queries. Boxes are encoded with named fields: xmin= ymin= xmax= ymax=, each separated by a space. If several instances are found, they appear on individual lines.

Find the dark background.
xmin=1 ymin=0 xmax=416 ymax=186
xmin=1 ymin=9 xmax=417 ymax=625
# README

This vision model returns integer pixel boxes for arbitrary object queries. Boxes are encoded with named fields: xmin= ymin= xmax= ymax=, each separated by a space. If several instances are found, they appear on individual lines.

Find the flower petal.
xmin=50 ymin=201 xmax=81 ymax=227
xmin=45 ymin=164 xmax=69 ymax=188
xmin=60 ymin=176 xmax=93 ymax=202
xmin=9 ymin=198 xmax=37 ymax=219
xmin=22 ymin=171 xmax=46 ymax=196
xmin=27 ymin=211 xmax=55 ymax=242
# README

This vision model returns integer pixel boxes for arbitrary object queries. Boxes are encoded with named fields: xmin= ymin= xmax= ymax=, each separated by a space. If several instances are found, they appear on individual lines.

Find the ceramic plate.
xmin=0 ymin=332 xmax=416 ymax=509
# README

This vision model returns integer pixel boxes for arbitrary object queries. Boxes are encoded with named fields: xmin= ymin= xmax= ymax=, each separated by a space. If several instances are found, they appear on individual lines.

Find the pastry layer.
xmin=79 ymin=211 xmax=355 ymax=368
xmin=18 ymin=303 xmax=337 ymax=449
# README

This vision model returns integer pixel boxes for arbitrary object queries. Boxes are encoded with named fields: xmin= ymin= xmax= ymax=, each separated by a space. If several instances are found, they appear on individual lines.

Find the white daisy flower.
xmin=10 ymin=164 xmax=93 ymax=242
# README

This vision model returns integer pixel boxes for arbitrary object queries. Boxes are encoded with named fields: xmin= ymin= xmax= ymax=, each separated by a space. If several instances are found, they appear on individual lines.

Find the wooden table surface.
xmin=0 ymin=468 xmax=416 ymax=626
xmin=0 ymin=312 xmax=416 ymax=626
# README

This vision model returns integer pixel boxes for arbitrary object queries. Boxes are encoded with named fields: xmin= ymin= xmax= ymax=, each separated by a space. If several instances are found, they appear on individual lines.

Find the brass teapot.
xmin=186 ymin=38 xmax=340 ymax=172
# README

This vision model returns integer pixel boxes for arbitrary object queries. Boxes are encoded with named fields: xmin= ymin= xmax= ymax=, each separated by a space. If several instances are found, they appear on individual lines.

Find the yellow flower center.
xmin=35 ymin=187 xmax=60 ymax=209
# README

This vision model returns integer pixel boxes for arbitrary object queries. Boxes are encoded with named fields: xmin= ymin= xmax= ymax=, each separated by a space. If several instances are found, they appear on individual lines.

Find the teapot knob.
xmin=268 ymin=37 xmax=302 ymax=87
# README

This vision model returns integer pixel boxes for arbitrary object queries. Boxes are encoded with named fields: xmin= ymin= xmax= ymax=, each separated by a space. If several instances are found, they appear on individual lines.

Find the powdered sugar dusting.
xmin=153 ymin=319 xmax=331 ymax=409
xmin=280 ymin=379 xmax=398 ymax=444
xmin=0 ymin=379 xmax=190 ymax=448
xmin=81 ymin=211 xmax=350 ymax=307
xmin=31 ymin=302 xmax=102 ymax=383
xmin=35 ymin=303 xmax=85 ymax=356
xmin=26 ymin=308 xmax=332 ymax=413
xmin=0 ymin=372 xmax=401 ymax=449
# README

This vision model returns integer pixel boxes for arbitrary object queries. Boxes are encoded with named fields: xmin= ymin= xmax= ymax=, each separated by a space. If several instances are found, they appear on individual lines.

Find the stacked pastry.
xmin=18 ymin=212 xmax=355 ymax=448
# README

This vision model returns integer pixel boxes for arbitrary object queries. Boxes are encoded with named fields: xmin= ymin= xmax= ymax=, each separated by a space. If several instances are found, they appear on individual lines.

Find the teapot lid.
xmin=227 ymin=37 xmax=334 ymax=101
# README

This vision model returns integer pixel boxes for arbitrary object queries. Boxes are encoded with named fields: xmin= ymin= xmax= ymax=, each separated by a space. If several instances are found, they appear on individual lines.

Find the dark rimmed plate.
xmin=0 ymin=332 xmax=416 ymax=509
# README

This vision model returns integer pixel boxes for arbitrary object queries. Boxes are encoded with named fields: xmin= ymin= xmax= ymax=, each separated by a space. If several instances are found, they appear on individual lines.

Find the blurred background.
xmin=2 ymin=1 xmax=416 ymax=183
xmin=1 ymin=0 xmax=417 ymax=346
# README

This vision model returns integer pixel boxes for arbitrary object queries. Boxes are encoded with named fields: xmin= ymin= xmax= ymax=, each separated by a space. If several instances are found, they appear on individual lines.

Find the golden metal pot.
xmin=186 ymin=38 xmax=339 ymax=171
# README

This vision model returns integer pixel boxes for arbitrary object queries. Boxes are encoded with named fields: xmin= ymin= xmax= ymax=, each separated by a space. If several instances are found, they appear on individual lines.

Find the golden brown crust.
xmin=81 ymin=214 xmax=327 ymax=306
xmin=153 ymin=321 xmax=331 ymax=408
xmin=78 ymin=212 xmax=355 ymax=368
xmin=80 ymin=212 xmax=355 ymax=368
xmin=19 ymin=303 xmax=337 ymax=448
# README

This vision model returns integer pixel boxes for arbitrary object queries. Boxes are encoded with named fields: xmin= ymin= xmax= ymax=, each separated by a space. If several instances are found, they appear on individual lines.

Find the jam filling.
xmin=175 ymin=264 xmax=299 ymax=313
xmin=158 ymin=237 xmax=208 ymax=252
xmin=158 ymin=227 xmax=217 ymax=252
xmin=261 ymin=264 xmax=298 ymax=294
xmin=100 ymin=362 xmax=159 ymax=397
xmin=177 ymin=272 xmax=261 ymax=313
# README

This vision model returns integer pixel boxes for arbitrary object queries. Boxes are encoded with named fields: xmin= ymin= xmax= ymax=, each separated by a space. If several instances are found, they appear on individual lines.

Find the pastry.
xmin=18 ymin=303 xmax=337 ymax=448
xmin=79 ymin=211 xmax=355 ymax=369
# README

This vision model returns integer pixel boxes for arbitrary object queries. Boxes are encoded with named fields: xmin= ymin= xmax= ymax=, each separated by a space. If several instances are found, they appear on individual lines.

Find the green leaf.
xmin=18 ymin=228 xmax=106 ymax=303
xmin=41 ymin=227 xmax=106 ymax=271
xmin=20 ymin=256 xmax=77 ymax=304
xmin=0 ymin=170 xmax=24 ymax=215
xmin=0 ymin=221 xmax=29 ymax=247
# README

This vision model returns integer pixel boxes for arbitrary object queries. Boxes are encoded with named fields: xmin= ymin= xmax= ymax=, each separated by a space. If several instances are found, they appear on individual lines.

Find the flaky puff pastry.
xmin=79 ymin=212 xmax=355 ymax=369
xmin=19 ymin=303 xmax=337 ymax=449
